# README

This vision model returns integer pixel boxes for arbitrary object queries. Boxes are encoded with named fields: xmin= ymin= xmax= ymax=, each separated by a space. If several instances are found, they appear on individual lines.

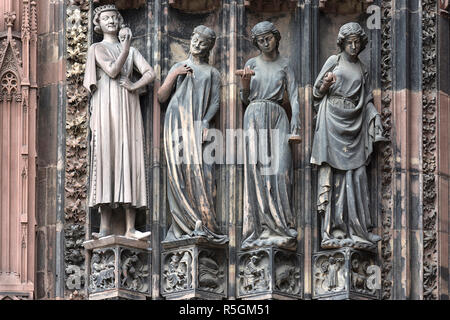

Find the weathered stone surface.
xmin=237 ymin=247 xmax=302 ymax=300
xmin=161 ymin=237 xmax=227 ymax=300
xmin=84 ymin=236 xmax=151 ymax=300
xmin=313 ymin=248 xmax=380 ymax=300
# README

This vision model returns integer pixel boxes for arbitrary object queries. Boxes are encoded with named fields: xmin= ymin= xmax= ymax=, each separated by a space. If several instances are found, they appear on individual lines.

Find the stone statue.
xmin=311 ymin=22 xmax=387 ymax=250
xmin=237 ymin=21 xmax=301 ymax=250
xmin=83 ymin=5 xmax=155 ymax=240
xmin=157 ymin=25 xmax=227 ymax=244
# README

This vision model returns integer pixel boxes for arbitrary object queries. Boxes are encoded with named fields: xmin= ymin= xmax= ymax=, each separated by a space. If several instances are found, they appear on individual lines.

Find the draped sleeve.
xmin=83 ymin=43 xmax=99 ymax=94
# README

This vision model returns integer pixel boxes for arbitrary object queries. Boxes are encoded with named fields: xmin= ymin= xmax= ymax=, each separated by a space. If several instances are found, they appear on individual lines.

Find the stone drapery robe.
xmin=311 ymin=53 xmax=380 ymax=245
xmin=241 ymin=55 xmax=300 ymax=250
xmin=84 ymin=41 xmax=151 ymax=209
xmin=163 ymin=59 xmax=227 ymax=244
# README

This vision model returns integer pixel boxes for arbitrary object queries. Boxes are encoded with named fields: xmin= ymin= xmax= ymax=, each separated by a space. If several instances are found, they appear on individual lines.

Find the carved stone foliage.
xmin=380 ymin=0 xmax=394 ymax=300
xmin=237 ymin=247 xmax=302 ymax=300
xmin=161 ymin=240 xmax=228 ymax=300
xmin=65 ymin=1 xmax=89 ymax=300
xmin=64 ymin=224 xmax=86 ymax=297
xmin=119 ymin=248 xmax=150 ymax=294
xmin=313 ymin=248 xmax=380 ymax=300
xmin=422 ymin=0 xmax=438 ymax=300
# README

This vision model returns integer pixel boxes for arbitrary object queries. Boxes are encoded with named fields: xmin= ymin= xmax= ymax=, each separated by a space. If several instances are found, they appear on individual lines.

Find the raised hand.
xmin=119 ymin=27 xmax=132 ymax=52
xmin=175 ymin=64 xmax=193 ymax=76
xmin=236 ymin=66 xmax=255 ymax=90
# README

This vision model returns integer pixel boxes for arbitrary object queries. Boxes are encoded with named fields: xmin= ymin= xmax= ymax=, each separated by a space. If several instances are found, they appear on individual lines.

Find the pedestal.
xmin=237 ymin=247 xmax=303 ymax=300
xmin=83 ymin=236 xmax=152 ymax=300
xmin=161 ymin=237 xmax=228 ymax=300
xmin=312 ymin=247 xmax=380 ymax=300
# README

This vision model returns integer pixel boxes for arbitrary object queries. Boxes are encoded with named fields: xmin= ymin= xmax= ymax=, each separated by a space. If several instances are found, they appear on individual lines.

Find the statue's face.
xmin=256 ymin=32 xmax=277 ymax=54
xmin=190 ymin=33 xmax=211 ymax=57
xmin=344 ymin=34 xmax=361 ymax=57
xmin=99 ymin=10 xmax=119 ymax=34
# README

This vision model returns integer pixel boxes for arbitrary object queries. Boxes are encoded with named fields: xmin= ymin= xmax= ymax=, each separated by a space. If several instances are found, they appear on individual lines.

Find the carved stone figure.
xmin=119 ymin=249 xmax=149 ymax=293
xmin=237 ymin=21 xmax=300 ymax=250
xmin=240 ymin=254 xmax=269 ymax=292
xmin=83 ymin=5 xmax=155 ymax=240
xmin=157 ymin=25 xmax=227 ymax=244
xmin=89 ymin=249 xmax=115 ymax=292
xmin=162 ymin=251 xmax=192 ymax=292
xmin=311 ymin=22 xmax=387 ymax=250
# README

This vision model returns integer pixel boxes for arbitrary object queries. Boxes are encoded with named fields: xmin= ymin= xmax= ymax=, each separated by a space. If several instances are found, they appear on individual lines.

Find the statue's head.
xmin=337 ymin=22 xmax=368 ymax=57
xmin=251 ymin=21 xmax=281 ymax=54
xmin=93 ymin=4 xmax=124 ymax=35
xmin=190 ymin=25 xmax=216 ymax=60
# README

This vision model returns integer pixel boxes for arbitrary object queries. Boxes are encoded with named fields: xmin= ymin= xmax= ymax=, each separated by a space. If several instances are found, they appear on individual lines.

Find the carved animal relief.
xmin=89 ymin=249 xmax=115 ymax=293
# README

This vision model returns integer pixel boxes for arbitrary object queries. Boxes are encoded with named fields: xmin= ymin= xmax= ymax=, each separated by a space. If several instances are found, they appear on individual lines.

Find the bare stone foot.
xmin=92 ymin=231 xmax=110 ymax=240
xmin=124 ymin=229 xmax=151 ymax=240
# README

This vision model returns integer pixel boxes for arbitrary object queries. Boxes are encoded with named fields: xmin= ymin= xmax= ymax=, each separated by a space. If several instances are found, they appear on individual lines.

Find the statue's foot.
xmin=125 ymin=230 xmax=151 ymax=240
xmin=92 ymin=231 xmax=110 ymax=240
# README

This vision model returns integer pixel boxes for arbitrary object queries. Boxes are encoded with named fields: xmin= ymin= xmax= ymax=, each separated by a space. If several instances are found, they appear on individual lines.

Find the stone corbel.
xmin=168 ymin=0 xmax=221 ymax=13
xmin=92 ymin=0 xmax=146 ymax=10
xmin=244 ymin=0 xmax=298 ymax=12
xmin=319 ymin=0 xmax=374 ymax=14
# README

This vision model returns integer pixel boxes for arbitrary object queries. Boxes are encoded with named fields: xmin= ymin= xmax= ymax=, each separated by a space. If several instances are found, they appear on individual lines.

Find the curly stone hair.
xmin=337 ymin=22 xmax=368 ymax=53
xmin=251 ymin=21 xmax=281 ymax=52
xmin=93 ymin=5 xmax=125 ymax=35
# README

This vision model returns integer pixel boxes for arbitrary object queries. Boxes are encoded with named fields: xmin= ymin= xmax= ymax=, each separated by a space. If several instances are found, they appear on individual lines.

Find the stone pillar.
xmin=0 ymin=0 xmax=38 ymax=300
xmin=437 ymin=4 xmax=449 ymax=300
xmin=390 ymin=0 xmax=423 ymax=300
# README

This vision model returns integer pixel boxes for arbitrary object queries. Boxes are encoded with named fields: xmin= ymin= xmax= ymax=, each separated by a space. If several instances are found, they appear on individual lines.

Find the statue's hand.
xmin=175 ymin=64 xmax=193 ymax=76
xmin=120 ymin=77 xmax=136 ymax=92
xmin=119 ymin=27 xmax=132 ymax=52
xmin=320 ymin=72 xmax=336 ymax=93
xmin=236 ymin=66 xmax=255 ymax=90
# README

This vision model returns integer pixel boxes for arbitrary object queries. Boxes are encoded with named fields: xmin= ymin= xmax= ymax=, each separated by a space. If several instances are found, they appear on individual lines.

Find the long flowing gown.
xmin=241 ymin=55 xmax=299 ymax=250
xmin=310 ymin=53 xmax=380 ymax=247
xmin=84 ymin=41 xmax=151 ymax=209
xmin=163 ymin=58 xmax=227 ymax=244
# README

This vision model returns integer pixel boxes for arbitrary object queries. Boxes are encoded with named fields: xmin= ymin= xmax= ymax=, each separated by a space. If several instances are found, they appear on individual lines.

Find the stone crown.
xmin=93 ymin=4 xmax=118 ymax=17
